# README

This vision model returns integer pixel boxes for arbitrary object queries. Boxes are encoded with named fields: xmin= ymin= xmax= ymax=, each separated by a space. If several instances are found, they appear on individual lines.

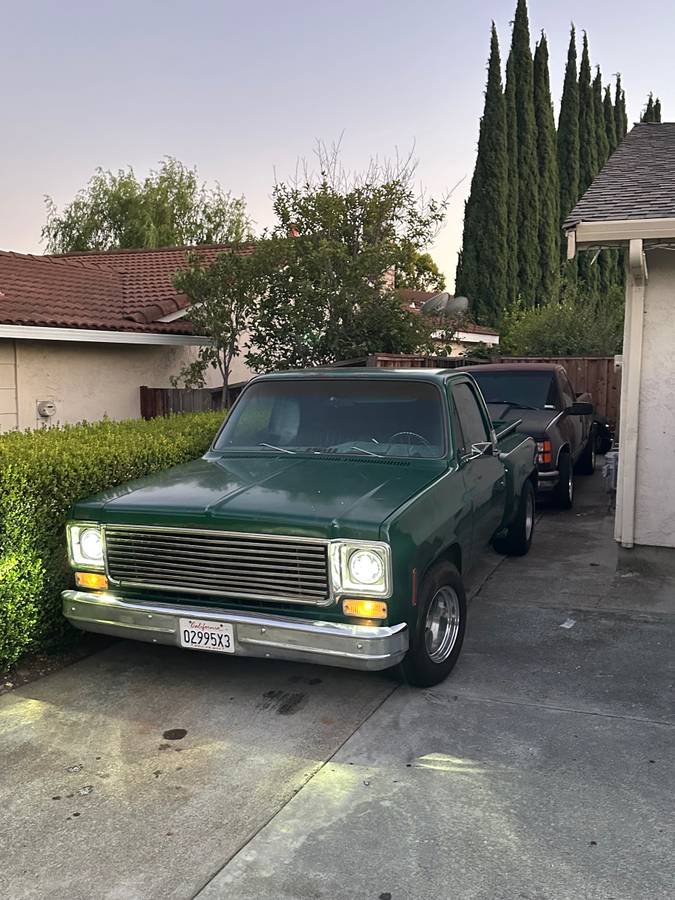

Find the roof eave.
xmin=0 ymin=323 xmax=212 ymax=346
xmin=566 ymin=217 xmax=675 ymax=258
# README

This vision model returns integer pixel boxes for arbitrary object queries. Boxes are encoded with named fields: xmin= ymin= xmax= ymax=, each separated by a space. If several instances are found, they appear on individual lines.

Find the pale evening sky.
xmin=1 ymin=0 xmax=672 ymax=287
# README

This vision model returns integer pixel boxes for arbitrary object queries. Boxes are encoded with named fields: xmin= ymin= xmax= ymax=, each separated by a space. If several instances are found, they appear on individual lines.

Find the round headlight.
xmin=348 ymin=549 xmax=383 ymax=585
xmin=80 ymin=528 xmax=103 ymax=561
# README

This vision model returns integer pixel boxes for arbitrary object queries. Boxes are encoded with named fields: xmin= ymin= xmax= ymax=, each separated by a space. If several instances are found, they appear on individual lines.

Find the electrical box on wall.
xmin=36 ymin=399 xmax=56 ymax=419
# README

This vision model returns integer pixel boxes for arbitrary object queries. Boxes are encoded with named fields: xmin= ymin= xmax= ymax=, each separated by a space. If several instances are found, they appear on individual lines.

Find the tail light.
xmin=536 ymin=440 xmax=553 ymax=465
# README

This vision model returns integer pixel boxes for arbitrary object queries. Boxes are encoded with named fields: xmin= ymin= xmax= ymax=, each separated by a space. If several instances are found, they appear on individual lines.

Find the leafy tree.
xmin=510 ymin=0 xmax=540 ymax=306
xmin=455 ymin=23 xmax=508 ymax=325
xmin=42 ymin=157 xmax=252 ymax=253
xmin=172 ymin=250 xmax=259 ymax=405
xmin=533 ymin=32 xmax=560 ymax=304
xmin=504 ymin=49 xmax=520 ymax=306
xmin=244 ymin=156 xmax=443 ymax=371
xmin=397 ymin=250 xmax=446 ymax=291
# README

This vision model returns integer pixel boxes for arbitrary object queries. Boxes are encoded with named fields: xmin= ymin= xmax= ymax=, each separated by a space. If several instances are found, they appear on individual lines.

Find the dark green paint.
xmin=70 ymin=370 xmax=537 ymax=631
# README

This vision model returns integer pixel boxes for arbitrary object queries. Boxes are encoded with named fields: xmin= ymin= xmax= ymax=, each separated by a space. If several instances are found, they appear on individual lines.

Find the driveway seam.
xmin=422 ymin=689 xmax=675 ymax=727
xmin=190 ymin=681 xmax=401 ymax=898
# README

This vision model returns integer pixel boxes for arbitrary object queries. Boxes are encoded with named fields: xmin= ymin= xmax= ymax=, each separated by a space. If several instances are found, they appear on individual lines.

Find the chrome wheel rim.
xmin=425 ymin=587 xmax=461 ymax=663
xmin=568 ymin=469 xmax=574 ymax=502
xmin=525 ymin=490 xmax=534 ymax=541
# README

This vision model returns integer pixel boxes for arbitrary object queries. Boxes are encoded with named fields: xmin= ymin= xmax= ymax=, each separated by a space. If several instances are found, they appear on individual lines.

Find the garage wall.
xmin=12 ymin=339 xmax=252 ymax=431
xmin=0 ymin=340 xmax=18 ymax=432
xmin=634 ymin=249 xmax=675 ymax=547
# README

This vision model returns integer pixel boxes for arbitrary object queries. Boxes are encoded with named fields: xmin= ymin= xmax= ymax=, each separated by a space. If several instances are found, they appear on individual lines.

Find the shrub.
xmin=0 ymin=411 xmax=224 ymax=669
xmin=500 ymin=287 xmax=624 ymax=357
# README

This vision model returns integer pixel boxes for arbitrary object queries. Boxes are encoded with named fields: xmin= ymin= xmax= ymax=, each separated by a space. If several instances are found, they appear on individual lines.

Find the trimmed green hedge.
xmin=0 ymin=412 xmax=224 ymax=669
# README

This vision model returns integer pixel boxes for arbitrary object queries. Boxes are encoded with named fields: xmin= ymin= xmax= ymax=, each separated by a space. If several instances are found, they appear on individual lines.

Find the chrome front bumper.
xmin=62 ymin=590 xmax=409 ymax=672
xmin=537 ymin=469 xmax=559 ymax=489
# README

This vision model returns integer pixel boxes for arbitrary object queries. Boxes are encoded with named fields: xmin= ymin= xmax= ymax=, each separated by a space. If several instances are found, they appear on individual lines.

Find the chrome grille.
xmin=104 ymin=526 xmax=331 ymax=606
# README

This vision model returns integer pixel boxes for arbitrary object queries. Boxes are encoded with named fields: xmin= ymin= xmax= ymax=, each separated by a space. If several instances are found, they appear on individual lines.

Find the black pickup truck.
xmin=461 ymin=363 xmax=594 ymax=509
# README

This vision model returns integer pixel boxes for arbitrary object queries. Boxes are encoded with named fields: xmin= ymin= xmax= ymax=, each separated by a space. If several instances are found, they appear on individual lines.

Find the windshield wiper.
xmin=349 ymin=445 xmax=382 ymax=457
xmin=486 ymin=399 xmax=538 ymax=410
xmin=258 ymin=442 xmax=296 ymax=454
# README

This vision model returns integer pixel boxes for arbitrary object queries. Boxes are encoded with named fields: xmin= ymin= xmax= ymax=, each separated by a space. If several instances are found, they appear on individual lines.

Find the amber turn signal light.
xmin=342 ymin=599 xmax=388 ymax=620
xmin=75 ymin=571 xmax=109 ymax=591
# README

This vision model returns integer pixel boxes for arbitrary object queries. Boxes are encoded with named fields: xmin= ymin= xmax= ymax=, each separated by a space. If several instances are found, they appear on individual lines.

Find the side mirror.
xmin=568 ymin=401 xmax=594 ymax=416
xmin=461 ymin=441 xmax=494 ymax=462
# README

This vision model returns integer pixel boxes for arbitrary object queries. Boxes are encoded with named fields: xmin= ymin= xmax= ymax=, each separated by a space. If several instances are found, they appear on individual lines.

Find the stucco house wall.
xmin=633 ymin=249 xmax=675 ymax=547
xmin=0 ymin=338 xmax=252 ymax=432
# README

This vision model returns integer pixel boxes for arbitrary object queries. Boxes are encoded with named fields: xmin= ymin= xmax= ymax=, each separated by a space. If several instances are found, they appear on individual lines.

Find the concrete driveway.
xmin=1 ymin=470 xmax=673 ymax=900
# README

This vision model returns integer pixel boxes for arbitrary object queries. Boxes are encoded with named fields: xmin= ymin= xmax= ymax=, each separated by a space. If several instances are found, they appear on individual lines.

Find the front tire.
xmin=399 ymin=561 xmax=467 ymax=687
xmin=552 ymin=450 xmax=574 ymax=509
xmin=494 ymin=478 xmax=535 ymax=556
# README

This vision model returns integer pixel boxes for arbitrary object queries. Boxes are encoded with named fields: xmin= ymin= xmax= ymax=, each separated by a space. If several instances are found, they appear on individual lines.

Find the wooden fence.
xmin=140 ymin=356 xmax=621 ymax=426
xmin=500 ymin=357 xmax=621 ymax=425
xmin=140 ymin=386 xmax=221 ymax=419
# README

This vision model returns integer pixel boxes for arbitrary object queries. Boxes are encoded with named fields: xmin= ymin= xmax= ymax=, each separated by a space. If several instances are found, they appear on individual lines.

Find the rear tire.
xmin=576 ymin=430 xmax=596 ymax=475
xmin=398 ymin=561 xmax=467 ymax=687
xmin=553 ymin=450 xmax=574 ymax=509
xmin=493 ymin=478 xmax=535 ymax=557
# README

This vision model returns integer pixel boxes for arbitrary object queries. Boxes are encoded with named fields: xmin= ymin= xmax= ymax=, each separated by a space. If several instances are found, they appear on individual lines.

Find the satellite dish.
xmin=421 ymin=293 xmax=469 ymax=315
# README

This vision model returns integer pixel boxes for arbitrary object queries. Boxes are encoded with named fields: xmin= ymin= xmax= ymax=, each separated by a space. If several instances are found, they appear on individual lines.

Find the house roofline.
xmin=0 ymin=324 xmax=211 ymax=346
xmin=566 ymin=217 xmax=675 ymax=258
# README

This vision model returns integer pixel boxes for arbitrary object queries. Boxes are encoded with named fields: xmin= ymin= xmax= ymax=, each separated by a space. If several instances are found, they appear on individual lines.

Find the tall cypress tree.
xmin=601 ymin=84 xmax=620 ymax=293
xmin=654 ymin=97 xmax=662 ymax=122
xmin=593 ymin=67 xmax=609 ymax=169
xmin=557 ymin=26 xmax=580 ymax=230
xmin=455 ymin=23 xmax=509 ymax=325
xmin=603 ymin=85 xmax=618 ymax=154
xmin=505 ymin=49 xmax=519 ymax=306
xmin=641 ymin=93 xmax=655 ymax=122
xmin=614 ymin=75 xmax=628 ymax=139
xmin=577 ymin=33 xmax=598 ymax=296
xmin=578 ymin=33 xmax=598 ymax=194
xmin=533 ymin=32 xmax=560 ymax=303
xmin=510 ymin=0 xmax=540 ymax=306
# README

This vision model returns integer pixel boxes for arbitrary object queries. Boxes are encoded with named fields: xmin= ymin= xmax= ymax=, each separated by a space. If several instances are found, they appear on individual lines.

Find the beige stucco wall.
xmin=633 ymin=248 xmax=675 ymax=547
xmin=0 ymin=338 xmax=253 ymax=433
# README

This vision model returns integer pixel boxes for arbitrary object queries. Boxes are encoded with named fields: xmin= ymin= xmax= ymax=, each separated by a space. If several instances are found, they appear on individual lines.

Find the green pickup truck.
xmin=63 ymin=369 xmax=537 ymax=686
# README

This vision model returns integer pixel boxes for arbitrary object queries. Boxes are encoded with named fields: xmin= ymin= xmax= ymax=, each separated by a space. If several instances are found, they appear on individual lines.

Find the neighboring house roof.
xmin=565 ymin=123 xmax=675 ymax=228
xmin=399 ymin=289 xmax=499 ymax=337
xmin=0 ymin=243 xmax=255 ymax=334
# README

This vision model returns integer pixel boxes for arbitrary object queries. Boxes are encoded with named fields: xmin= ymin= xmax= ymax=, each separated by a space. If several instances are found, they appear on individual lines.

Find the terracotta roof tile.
xmin=0 ymin=242 xmax=255 ymax=334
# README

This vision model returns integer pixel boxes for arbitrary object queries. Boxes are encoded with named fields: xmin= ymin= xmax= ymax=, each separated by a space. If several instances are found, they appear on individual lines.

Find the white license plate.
xmin=178 ymin=618 xmax=235 ymax=654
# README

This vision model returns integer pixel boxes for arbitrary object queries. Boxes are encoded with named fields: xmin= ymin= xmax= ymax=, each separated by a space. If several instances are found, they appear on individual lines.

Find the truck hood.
xmin=72 ymin=453 xmax=446 ymax=540
xmin=488 ymin=404 xmax=560 ymax=438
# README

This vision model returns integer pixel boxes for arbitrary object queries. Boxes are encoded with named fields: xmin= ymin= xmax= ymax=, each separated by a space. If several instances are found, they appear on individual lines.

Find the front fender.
xmin=381 ymin=466 xmax=471 ymax=631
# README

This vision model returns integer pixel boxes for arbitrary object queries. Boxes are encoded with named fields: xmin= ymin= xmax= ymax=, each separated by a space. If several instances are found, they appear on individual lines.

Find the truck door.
xmin=558 ymin=371 xmax=584 ymax=462
xmin=450 ymin=380 xmax=506 ymax=557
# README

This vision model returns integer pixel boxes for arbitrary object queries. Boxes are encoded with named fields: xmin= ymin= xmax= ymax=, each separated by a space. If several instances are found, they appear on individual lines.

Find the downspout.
xmin=616 ymin=238 xmax=648 ymax=548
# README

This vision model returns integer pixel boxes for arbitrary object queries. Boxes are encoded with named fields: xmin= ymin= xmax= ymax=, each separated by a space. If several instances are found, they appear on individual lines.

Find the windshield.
xmin=470 ymin=371 xmax=557 ymax=410
xmin=215 ymin=379 xmax=446 ymax=458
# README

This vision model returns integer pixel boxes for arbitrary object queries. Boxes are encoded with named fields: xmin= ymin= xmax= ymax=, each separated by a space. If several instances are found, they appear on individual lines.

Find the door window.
xmin=452 ymin=382 xmax=490 ymax=456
